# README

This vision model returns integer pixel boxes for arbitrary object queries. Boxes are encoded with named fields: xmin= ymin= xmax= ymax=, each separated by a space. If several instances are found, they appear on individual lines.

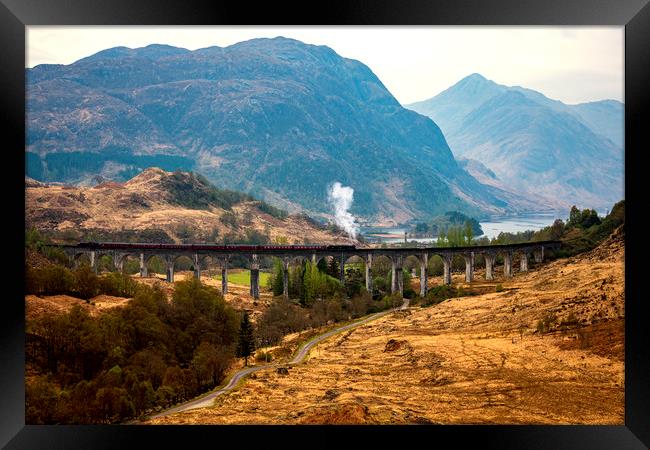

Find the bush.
xmin=220 ymin=211 xmax=239 ymax=229
xmin=495 ymin=284 xmax=504 ymax=293
xmin=73 ymin=265 xmax=100 ymax=300
xmin=559 ymin=311 xmax=579 ymax=330
xmin=350 ymin=290 xmax=372 ymax=318
xmin=256 ymin=299 xmax=310 ymax=346
xmin=255 ymin=351 xmax=273 ymax=363
xmin=98 ymin=272 xmax=138 ymax=298
xmin=256 ymin=201 xmax=288 ymax=219
xmin=536 ymin=312 xmax=558 ymax=334
xmin=26 ymin=265 xmax=75 ymax=296
xmin=381 ymin=292 xmax=403 ymax=310
xmin=422 ymin=285 xmax=457 ymax=306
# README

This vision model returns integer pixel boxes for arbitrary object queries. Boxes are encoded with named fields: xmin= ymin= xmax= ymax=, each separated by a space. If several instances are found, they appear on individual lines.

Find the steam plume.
xmin=327 ymin=182 xmax=360 ymax=239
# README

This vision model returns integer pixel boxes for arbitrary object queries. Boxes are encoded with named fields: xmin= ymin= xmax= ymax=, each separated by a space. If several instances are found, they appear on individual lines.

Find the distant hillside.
xmin=26 ymin=38 xmax=549 ymax=224
xmin=407 ymin=74 xmax=624 ymax=210
xmin=25 ymin=167 xmax=352 ymax=245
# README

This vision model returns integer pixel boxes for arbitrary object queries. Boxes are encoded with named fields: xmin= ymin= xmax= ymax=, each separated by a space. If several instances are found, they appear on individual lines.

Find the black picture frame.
xmin=2 ymin=0 xmax=649 ymax=448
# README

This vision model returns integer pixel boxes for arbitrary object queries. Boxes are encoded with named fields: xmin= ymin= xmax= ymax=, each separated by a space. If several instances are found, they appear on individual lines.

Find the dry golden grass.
xmin=25 ymin=294 xmax=130 ymax=319
xmin=148 ymin=231 xmax=624 ymax=425
xmin=25 ymin=168 xmax=351 ymax=245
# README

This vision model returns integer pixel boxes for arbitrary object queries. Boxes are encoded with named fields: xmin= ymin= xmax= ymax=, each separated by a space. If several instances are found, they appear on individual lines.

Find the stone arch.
xmin=72 ymin=252 xmax=92 ymax=268
xmin=430 ymin=252 xmax=454 ymax=285
xmin=172 ymin=254 xmax=195 ymax=279
xmin=116 ymin=252 xmax=138 ymax=269
xmin=427 ymin=253 xmax=445 ymax=278
xmin=342 ymin=254 xmax=364 ymax=275
xmin=313 ymin=254 xmax=331 ymax=269
xmin=95 ymin=252 xmax=116 ymax=273
xmin=403 ymin=254 xmax=428 ymax=297
xmin=515 ymin=249 xmax=529 ymax=272
xmin=117 ymin=253 xmax=140 ymax=275
xmin=403 ymin=255 xmax=421 ymax=276
xmin=338 ymin=254 xmax=365 ymax=290
xmin=198 ymin=254 xmax=214 ymax=271
xmin=368 ymin=254 xmax=393 ymax=295
xmin=144 ymin=254 xmax=168 ymax=278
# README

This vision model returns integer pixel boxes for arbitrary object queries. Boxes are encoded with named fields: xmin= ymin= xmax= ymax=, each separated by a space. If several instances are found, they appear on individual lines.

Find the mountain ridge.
xmin=406 ymin=73 xmax=624 ymax=210
xmin=27 ymin=38 xmax=550 ymax=225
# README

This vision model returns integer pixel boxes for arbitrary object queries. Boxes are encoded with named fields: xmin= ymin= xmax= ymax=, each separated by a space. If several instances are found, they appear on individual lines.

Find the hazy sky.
xmin=26 ymin=26 xmax=623 ymax=105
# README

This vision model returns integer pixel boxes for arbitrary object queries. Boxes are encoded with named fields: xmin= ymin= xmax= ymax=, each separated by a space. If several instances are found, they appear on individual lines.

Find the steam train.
xmin=77 ymin=242 xmax=356 ymax=252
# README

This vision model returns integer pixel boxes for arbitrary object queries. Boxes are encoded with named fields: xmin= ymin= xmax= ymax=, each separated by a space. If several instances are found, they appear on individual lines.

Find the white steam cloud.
xmin=327 ymin=182 xmax=360 ymax=239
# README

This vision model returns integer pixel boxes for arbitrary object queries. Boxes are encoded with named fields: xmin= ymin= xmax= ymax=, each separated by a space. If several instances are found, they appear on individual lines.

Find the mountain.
xmin=406 ymin=74 xmax=624 ymax=210
xmin=25 ymin=167 xmax=352 ymax=245
xmin=26 ymin=38 xmax=548 ymax=225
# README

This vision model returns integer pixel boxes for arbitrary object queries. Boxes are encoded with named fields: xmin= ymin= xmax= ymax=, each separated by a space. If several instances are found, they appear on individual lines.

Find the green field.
xmin=215 ymin=269 xmax=272 ymax=287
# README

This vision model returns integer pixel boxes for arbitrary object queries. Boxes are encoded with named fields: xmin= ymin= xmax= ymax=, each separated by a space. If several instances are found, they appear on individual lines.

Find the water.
xmin=361 ymin=212 xmax=568 ymax=244
xmin=478 ymin=213 xmax=561 ymax=240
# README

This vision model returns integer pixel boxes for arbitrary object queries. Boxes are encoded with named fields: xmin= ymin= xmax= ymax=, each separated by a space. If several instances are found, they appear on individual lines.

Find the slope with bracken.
xmin=25 ymin=167 xmax=352 ymax=245
xmin=148 ymin=226 xmax=624 ymax=425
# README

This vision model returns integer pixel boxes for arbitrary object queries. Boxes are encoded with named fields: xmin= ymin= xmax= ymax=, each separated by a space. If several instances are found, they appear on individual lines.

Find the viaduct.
xmin=56 ymin=241 xmax=561 ymax=300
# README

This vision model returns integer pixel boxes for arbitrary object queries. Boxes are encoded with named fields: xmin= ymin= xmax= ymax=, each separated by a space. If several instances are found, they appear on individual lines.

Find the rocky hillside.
xmin=27 ymin=38 xmax=546 ymax=224
xmin=407 ymin=74 xmax=624 ymax=210
xmin=25 ymin=167 xmax=352 ymax=244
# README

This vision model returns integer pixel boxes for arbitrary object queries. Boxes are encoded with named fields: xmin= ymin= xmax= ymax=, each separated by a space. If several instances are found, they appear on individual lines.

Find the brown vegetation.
xmin=25 ymin=168 xmax=351 ymax=244
xmin=148 ymin=229 xmax=624 ymax=425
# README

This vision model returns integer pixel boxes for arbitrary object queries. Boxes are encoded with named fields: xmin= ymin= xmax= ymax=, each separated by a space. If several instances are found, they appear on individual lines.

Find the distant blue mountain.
xmin=26 ymin=38 xmax=549 ymax=224
xmin=406 ymin=74 xmax=624 ymax=209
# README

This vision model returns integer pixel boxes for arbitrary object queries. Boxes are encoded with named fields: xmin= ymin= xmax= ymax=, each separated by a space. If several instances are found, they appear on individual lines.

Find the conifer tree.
xmin=236 ymin=311 xmax=255 ymax=366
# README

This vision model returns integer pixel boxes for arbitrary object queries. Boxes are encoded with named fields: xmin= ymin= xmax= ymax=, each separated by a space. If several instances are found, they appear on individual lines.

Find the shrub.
xmin=381 ymin=292 xmax=403 ymax=310
xmin=349 ymin=290 xmax=372 ymax=318
xmin=255 ymin=351 xmax=273 ymax=363
xmin=220 ymin=211 xmax=239 ymax=229
xmin=98 ymin=272 xmax=138 ymax=298
xmin=536 ymin=312 xmax=558 ymax=334
xmin=256 ymin=201 xmax=288 ymax=219
xmin=26 ymin=265 xmax=75 ymax=296
xmin=560 ymin=311 xmax=579 ymax=329
xmin=495 ymin=284 xmax=504 ymax=293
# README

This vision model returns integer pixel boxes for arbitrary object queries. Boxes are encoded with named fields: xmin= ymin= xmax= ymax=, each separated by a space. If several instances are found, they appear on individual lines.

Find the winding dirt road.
xmin=147 ymin=304 xmax=404 ymax=420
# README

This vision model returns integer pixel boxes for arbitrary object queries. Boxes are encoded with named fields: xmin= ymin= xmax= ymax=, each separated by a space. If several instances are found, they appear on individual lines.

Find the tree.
xmin=568 ymin=205 xmax=581 ymax=228
xmin=464 ymin=221 xmax=474 ymax=245
xmin=326 ymin=257 xmax=340 ymax=279
xmin=549 ymin=219 xmax=565 ymax=240
xmin=436 ymin=230 xmax=447 ymax=247
xmin=415 ymin=222 xmax=428 ymax=233
xmin=236 ymin=311 xmax=255 ymax=366
xmin=268 ymin=259 xmax=284 ymax=296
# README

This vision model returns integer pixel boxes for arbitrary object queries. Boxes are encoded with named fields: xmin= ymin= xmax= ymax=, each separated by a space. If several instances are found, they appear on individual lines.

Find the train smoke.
xmin=327 ymin=182 xmax=360 ymax=239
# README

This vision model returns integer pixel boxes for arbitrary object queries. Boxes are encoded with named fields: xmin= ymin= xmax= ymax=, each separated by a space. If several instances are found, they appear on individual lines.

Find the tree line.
xmin=26 ymin=278 xmax=241 ymax=424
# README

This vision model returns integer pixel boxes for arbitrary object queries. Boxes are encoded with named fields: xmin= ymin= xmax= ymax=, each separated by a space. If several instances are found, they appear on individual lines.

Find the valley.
xmin=146 ymin=227 xmax=624 ymax=425
xmin=22 ymin=32 xmax=628 ymax=430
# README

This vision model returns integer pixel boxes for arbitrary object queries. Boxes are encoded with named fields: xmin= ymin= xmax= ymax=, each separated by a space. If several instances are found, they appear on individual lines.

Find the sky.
xmin=26 ymin=26 xmax=624 ymax=105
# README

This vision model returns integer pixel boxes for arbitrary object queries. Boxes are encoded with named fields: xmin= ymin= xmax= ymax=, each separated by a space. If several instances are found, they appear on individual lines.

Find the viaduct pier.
xmin=56 ymin=241 xmax=561 ymax=300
